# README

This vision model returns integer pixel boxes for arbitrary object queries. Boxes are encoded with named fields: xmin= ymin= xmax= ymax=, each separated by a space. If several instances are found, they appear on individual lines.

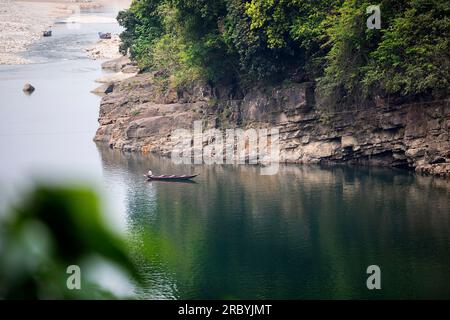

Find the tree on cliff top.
xmin=118 ymin=0 xmax=450 ymax=102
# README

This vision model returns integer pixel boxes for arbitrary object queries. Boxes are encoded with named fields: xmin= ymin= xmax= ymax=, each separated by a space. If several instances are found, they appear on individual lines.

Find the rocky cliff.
xmin=95 ymin=64 xmax=450 ymax=178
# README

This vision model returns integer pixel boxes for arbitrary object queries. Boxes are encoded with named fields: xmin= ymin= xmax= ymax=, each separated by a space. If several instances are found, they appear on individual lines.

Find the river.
xmin=0 ymin=4 xmax=449 ymax=299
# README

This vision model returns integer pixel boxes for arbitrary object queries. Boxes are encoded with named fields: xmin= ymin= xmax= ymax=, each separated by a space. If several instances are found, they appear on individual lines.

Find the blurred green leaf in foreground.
xmin=0 ymin=185 xmax=141 ymax=299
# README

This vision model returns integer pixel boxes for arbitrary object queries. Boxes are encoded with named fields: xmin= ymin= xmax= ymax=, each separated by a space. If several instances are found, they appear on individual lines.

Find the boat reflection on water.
xmin=96 ymin=144 xmax=450 ymax=299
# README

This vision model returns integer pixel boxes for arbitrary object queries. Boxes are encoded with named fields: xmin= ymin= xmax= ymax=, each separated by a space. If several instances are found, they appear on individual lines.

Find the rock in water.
xmin=104 ymin=83 xmax=114 ymax=94
xmin=23 ymin=83 xmax=35 ymax=93
xmin=91 ymin=83 xmax=114 ymax=96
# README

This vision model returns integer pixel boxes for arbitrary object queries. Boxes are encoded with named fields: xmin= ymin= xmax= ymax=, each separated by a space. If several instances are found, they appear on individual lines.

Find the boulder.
xmin=122 ymin=65 xmax=139 ymax=74
xmin=23 ymin=83 xmax=35 ymax=93
xmin=101 ymin=56 xmax=131 ymax=72
xmin=91 ymin=83 xmax=114 ymax=95
xmin=95 ymin=72 xmax=136 ymax=84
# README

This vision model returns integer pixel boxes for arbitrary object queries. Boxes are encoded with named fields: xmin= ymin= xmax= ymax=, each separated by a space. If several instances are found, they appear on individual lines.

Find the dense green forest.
xmin=118 ymin=0 xmax=449 ymax=103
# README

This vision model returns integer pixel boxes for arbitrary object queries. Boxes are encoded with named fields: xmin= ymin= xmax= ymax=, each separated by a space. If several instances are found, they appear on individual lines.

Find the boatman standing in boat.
xmin=148 ymin=170 xmax=153 ymax=176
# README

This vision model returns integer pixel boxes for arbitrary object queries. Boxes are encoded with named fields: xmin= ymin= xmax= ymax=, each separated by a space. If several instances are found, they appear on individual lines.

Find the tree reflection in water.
xmin=97 ymin=145 xmax=450 ymax=299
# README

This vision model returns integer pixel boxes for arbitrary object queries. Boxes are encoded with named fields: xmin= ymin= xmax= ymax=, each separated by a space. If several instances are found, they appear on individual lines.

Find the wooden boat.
xmin=145 ymin=174 xmax=198 ymax=181
xmin=98 ymin=32 xmax=112 ymax=39
xmin=43 ymin=30 xmax=52 ymax=37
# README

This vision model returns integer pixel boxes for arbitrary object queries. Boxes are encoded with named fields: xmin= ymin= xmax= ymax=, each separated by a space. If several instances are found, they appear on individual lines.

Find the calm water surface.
xmin=99 ymin=149 xmax=450 ymax=299
xmin=0 ymin=5 xmax=449 ymax=300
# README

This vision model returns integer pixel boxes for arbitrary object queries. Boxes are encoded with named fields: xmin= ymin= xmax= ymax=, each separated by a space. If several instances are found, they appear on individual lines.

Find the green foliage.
xmin=119 ymin=0 xmax=450 ymax=101
xmin=245 ymin=0 xmax=339 ymax=51
xmin=320 ymin=0 xmax=450 ymax=102
xmin=224 ymin=0 xmax=300 ymax=83
xmin=363 ymin=0 xmax=450 ymax=96
xmin=319 ymin=0 xmax=377 ymax=104
xmin=117 ymin=0 xmax=165 ymax=67
xmin=0 ymin=186 xmax=141 ymax=299
xmin=148 ymin=5 xmax=205 ymax=87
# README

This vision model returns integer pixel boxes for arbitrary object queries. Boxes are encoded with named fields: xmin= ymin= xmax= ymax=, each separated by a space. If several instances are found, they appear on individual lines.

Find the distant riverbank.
xmin=0 ymin=0 xmax=130 ymax=64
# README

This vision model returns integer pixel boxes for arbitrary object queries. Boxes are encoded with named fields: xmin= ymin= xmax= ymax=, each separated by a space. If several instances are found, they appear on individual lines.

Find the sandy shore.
xmin=85 ymin=34 xmax=123 ymax=60
xmin=0 ymin=0 xmax=130 ymax=65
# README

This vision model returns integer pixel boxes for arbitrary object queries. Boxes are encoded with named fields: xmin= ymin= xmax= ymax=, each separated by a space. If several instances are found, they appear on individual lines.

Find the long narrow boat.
xmin=145 ymin=174 xmax=198 ymax=181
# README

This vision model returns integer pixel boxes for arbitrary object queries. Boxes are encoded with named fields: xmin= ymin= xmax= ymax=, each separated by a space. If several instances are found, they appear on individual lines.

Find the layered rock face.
xmin=95 ymin=73 xmax=450 ymax=177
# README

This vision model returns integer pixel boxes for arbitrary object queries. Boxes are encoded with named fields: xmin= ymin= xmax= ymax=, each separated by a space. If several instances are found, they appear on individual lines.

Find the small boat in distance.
xmin=98 ymin=32 xmax=112 ymax=39
xmin=144 ymin=173 xmax=198 ymax=181
xmin=43 ymin=30 xmax=52 ymax=37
